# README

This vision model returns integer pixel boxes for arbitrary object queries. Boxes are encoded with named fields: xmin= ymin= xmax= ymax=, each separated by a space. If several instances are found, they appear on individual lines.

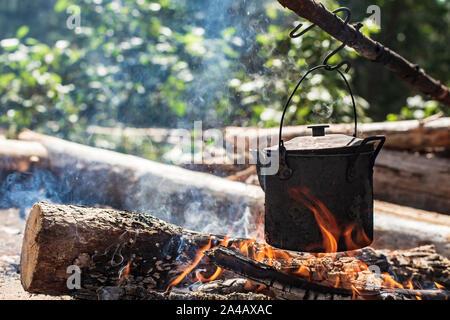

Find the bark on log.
xmin=374 ymin=150 xmax=450 ymax=214
xmin=20 ymin=202 xmax=218 ymax=296
xmin=224 ymin=118 xmax=450 ymax=152
xmin=276 ymin=0 xmax=450 ymax=107
xmin=18 ymin=130 xmax=264 ymax=237
xmin=0 ymin=140 xmax=49 ymax=172
xmin=21 ymin=203 xmax=450 ymax=299
xmin=205 ymin=246 xmax=449 ymax=300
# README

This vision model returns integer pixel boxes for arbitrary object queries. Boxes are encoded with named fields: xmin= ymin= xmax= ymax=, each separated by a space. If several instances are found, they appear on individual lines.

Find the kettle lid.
xmin=265 ymin=124 xmax=374 ymax=155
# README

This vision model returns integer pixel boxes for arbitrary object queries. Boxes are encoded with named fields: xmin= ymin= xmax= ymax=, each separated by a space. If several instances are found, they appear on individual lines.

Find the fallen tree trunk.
xmin=0 ymin=140 xmax=49 ymax=172
xmin=276 ymin=0 xmax=450 ymax=107
xmin=374 ymin=150 xmax=450 ymax=214
xmin=224 ymin=117 xmax=450 ymax=152
xmin=17 ymin=130 xmax=264 ymax=237
xmin=87 ymin=118 xmax=450 ymax=152
xmin=21 ymin=203 xmax=450 ymax=299
xmin=372 ymin=201 xmax=450 ymax=256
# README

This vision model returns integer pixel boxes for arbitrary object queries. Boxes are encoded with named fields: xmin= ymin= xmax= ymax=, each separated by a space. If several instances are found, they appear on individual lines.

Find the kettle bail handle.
xmin=278 ymin=65 xmax=359 ymax=151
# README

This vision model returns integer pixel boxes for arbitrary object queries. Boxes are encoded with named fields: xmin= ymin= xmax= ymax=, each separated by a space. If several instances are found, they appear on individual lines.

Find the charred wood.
xmin=205 ymin=246 xmax=449 ymax=300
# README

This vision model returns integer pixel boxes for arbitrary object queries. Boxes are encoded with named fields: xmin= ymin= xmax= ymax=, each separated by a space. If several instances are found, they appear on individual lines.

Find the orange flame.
xmin=165 ymin=186 xmax=430 ymax=297
xmin=195 ymin=235 xmax=232 ymax=283
xmin=435 ymin=282 xmax=445 ymax=290
xmin=287 ymin=188 xmax=339 ymax=253
xmin=406 ymin=279 xmax=414 ymax=290
xmin=166 ymin=238 xmax=212 ymax=291
xmin=293 ymin=265 xmax=310 ymax=278
xmin=118 ymin=261 xmax=131 ymax=285
xmin=381 ymin=273 xmax=404 ymax=289
xmin=351 ymin=285 xmax=361 ymax=300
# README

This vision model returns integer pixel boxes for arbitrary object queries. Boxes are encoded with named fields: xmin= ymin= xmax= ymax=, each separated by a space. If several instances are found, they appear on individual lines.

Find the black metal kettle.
xmin=256 ymin=65 xmax=385 ymax=253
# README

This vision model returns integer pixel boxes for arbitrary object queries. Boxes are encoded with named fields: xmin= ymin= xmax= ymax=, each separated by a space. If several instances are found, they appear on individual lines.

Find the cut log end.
xmin=20 ymin=203 xmax=43 ymax=292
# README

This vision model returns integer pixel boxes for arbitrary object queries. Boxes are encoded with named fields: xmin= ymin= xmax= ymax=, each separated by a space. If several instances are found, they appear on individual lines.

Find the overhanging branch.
xmin=277 ymin=0 xmax=450 ymax=107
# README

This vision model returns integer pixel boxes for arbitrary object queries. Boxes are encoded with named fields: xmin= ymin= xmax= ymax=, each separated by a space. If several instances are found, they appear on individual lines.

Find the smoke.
xmin=0 ymin=170 xmax=69 ymax=218
xmin=0 ymin=164 xmax=254 ymax=238
xmin=0 ymin=0 xmax=275 ymax=236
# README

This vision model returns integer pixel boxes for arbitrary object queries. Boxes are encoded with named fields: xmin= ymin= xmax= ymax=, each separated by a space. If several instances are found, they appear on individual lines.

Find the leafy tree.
xmin=0 ymin=0 xmax=447 ymax=157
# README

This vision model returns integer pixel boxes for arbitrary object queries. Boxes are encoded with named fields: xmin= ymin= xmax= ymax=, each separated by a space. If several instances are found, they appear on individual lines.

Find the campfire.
xmin=0 ymin=127 xmax=446 ymax=300
xmin=19 ymin=200 xmax=449 ymax=300
xmin=0 ymin=0 xmax=449 ymax=306
xmin=0 ymin=126 xmax=445 ymax=301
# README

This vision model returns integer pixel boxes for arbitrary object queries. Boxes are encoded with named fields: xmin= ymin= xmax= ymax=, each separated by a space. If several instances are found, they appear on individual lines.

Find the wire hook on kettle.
xmin=290 ymin=7 xmax=362 ymax=73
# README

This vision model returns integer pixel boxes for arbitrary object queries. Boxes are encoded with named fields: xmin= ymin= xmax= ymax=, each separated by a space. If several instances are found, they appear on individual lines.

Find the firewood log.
xmin=205 ymin=246 xmax=449 ymax=300
xmin=95 ymin=287 xmax=270 ymax=300
xmin=225 ymin=118 xmax=450 ymax=152
xmin=21 ymin=203 xmax=449 ymax=299
xmin=20 ymin=202 xmax=217 ymax=296
xmin=82 ymin=279 xmax=270 ymax=300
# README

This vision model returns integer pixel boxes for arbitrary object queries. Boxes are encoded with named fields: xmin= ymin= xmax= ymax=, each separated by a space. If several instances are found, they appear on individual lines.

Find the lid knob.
xmin=307 ymin=124 xmax=330 ymax=137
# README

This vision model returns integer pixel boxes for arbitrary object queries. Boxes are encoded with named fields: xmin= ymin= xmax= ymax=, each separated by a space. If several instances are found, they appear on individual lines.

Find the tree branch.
xmin=277 ymin=0 xmax=450 ymax=107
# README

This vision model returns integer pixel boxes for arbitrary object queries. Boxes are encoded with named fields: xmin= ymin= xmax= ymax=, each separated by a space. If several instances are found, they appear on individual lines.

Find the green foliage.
xmin=0 ymin=0 xmax=447 ymax=155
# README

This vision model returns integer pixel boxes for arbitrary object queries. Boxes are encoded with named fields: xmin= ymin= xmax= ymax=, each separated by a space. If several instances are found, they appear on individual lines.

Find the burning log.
xmin=205 ymin=246 xmax=355 ymax=300
xmin=21 ymin=203 xmax=449 ymax=300
xmin=88 ymin=279 xmax=270 ymax=300
xmin=20 ymin=202 xmax=218 ymax=296
xmin=205 ymin=246 xmax=449 ymax=300
xmin=95 ymin=287 xmax=269 ymax=300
